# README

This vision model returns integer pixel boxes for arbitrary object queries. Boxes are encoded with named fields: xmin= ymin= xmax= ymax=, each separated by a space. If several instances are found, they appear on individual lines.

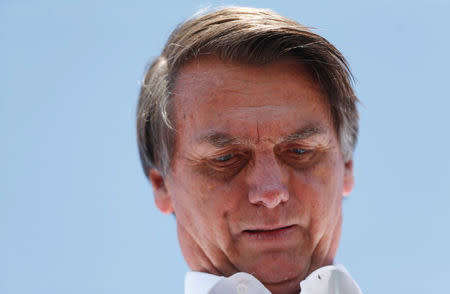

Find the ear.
xmin=149 ymin=168 xmax=174 ymax=214
xmin=342 ymin=159 xmax=354 ymax=197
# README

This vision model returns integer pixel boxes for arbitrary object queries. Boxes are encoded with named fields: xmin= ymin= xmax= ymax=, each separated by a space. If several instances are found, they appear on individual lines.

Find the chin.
xmin=249 ymin=255 xmax=305 ymax=294
xmin=239 ymin=250 xmax=309 ymax=285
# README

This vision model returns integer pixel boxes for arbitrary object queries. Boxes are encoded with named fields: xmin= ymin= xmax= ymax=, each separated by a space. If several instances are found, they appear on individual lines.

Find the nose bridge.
xmin=247 ymin=150 xmax=289 ymax=208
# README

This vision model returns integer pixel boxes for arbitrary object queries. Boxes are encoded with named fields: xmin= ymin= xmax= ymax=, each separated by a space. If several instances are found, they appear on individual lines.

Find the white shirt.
xmin=185 ymin=265 xmax=362 ymax=294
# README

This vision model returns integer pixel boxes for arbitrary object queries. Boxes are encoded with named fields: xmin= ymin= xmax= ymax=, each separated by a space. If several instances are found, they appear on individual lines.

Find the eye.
xmin=203 ymin=151 xmax=250 ymax=180
xmin=277 ymin=145 xmax=316 ymax=169
xmin=291 ymin=148 xmax=307 ymax=155
xmin=214 ymin=153 xmax=234 ymax=162
xmin=209 ymin=151 xmax=249 ymax=169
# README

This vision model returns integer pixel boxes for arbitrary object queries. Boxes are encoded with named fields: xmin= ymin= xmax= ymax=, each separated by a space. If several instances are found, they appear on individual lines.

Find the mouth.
xmin=243 ymin=225 xmax=296 ymax=240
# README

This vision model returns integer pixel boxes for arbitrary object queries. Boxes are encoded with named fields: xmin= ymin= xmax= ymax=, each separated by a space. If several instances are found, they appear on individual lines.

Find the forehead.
xmin=171 ymin=56 xmax=333 ymax=144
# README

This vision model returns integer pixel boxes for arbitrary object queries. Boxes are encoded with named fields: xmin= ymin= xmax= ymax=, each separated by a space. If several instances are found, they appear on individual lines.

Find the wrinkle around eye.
xmin=208 ymin=151 xmax=250 ymax=169
xmin=275 ymin=143 xmax=327 ymax=170
xmin=185 ymin=149 xmax=251 ymax=181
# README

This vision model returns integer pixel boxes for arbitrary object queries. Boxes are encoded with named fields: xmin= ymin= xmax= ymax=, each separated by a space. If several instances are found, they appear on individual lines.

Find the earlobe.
xmin=343 ymin=159 xmax=354 ymax=197
xmin=149 ymin=168 xmax=174 ymax=214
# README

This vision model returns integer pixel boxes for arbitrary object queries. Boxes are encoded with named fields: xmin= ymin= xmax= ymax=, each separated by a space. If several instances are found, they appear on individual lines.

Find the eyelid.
xmin=202 ymin=150 xmax=251 ymax=181
xmin=208 ymin=149 xmax=249 ymax=163
xmin=207 ymin=146 xmax=247 ymax=157
xmin=276 ymin=142 xmax=313 ymax=152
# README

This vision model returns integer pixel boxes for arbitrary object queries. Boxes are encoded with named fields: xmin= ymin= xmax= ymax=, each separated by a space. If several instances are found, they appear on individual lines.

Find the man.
xmin=137 ymin=6 xmax=361 ymax=294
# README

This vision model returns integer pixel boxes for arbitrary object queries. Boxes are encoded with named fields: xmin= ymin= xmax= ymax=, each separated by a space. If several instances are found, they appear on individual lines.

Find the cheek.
xmin=169 ymin=166 xmax=243 ymax=231
xmin=289 ymin=159 xmax=344 ymax=228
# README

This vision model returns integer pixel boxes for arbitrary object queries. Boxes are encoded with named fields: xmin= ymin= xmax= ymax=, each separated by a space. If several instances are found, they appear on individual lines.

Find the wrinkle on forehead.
xmin=198 ymin=123 xmax=328 ymax=148
xmin=172 ymin=56 xmax=335 ymax=149
xmin=173 ymin=57 xmax=324 ymax=105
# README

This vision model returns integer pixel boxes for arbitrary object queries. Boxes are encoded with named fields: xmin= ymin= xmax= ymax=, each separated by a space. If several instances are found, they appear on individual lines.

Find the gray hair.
xmin=137 ymin=6 xmax=359 ymax=176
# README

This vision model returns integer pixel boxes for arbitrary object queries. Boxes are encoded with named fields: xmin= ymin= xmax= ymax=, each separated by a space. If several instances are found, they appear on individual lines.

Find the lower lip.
xmin=242 ymin=225 xmax=297 ymax=241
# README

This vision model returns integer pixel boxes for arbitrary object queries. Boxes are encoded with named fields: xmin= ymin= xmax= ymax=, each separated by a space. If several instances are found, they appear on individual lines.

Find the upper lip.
xmin=243 ymin=224 xmax=295 ymax=232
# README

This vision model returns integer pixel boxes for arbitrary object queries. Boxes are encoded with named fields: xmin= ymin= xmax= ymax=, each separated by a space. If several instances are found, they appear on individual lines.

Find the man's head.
xmin=137 ymin=6 xmax=358 ymax=294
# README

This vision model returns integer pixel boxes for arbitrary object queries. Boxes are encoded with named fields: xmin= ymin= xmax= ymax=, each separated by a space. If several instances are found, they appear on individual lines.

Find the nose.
xmin=247 ymin=151 xmax=289 ymax=208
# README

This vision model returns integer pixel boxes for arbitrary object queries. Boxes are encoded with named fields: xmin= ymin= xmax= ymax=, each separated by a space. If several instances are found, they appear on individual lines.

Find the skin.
xmin=150 ymin=56 xmax=354 ymax=294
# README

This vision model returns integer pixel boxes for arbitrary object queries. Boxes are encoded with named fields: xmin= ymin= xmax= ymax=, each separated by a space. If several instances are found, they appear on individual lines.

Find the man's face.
xmin=151 ymin=56 xmax=354 ymax=293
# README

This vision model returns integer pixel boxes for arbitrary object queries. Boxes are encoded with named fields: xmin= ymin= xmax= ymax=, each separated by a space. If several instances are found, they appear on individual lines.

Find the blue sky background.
xmin=1 ymin=0 xmax=449 ymax=293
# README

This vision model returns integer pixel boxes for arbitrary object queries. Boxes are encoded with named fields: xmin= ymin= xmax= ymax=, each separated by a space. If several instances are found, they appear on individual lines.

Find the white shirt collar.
xmin=185 ymin=265 xmax=362 ymax=294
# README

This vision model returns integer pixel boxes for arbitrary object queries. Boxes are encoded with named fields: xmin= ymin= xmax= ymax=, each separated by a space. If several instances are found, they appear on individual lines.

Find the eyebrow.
xmin=199 ymin=132 xmax=249 ymax=148
xmin=283 ymin=125 xmax=325 ymax=142
xmin=199 ymin=125 xmax=325 ymax=148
